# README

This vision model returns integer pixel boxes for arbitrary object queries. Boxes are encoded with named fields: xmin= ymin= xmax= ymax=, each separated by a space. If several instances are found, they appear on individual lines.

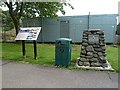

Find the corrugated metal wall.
xmin=22 ymin=14 xmax=117 ymax=43
xmin=118 ymin=1 xmax=120 ymax=23
xmin=68 ymin=16 xmax=88 ymax=42
xmin=89 ymin=14 xmax=117 ymax=43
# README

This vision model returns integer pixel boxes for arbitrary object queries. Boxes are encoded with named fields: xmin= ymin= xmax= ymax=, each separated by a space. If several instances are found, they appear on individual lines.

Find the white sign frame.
xmin=15 ymin=27 xmax=41 ymax=41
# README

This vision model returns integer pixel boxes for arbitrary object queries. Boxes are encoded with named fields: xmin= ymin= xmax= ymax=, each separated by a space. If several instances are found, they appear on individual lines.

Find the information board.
xmin=88 ymin=35 xmax=99 ymax=43
xmin=15 ymin=27 xmax=41 ymax=40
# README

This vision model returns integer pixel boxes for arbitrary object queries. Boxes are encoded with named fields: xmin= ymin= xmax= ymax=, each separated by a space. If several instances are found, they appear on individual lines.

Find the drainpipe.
xmin=41 ymin=17 xmax=44 ymax=43
xmin=88 ymin=12 xmax=90 ymax=30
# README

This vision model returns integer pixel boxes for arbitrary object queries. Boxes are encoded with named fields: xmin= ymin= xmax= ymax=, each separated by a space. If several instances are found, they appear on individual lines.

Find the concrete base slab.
xmin=76 ymin=57 xmax=114 ymax=71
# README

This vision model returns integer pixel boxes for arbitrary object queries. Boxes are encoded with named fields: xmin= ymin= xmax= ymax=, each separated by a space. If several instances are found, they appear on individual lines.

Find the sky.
xmin=1 ymin=0 xmax=119 ymax=16
xmin=58 ymin=0 xmax=120 ymax=16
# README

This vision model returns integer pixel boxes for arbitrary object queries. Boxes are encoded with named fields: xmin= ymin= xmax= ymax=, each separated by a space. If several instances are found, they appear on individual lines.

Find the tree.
xmin=1 ymin=0 xmax=73 ymax=35
xmin=0 ymin=8 xmax=2 ymax=19
xmin=2 ymin=10 xmax=14 ymax=31
xmin=0 ymin=8 xmax=2 ymax=27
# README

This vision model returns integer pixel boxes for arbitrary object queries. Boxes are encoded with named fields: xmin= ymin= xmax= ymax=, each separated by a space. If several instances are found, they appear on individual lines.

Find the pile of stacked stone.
xmin=78 ymin=29 xmax=108 ymax=68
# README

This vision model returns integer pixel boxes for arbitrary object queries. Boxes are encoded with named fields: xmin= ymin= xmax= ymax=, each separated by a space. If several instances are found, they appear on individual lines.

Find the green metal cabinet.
xmin=55 ymin=38 xmax=72 ymax=66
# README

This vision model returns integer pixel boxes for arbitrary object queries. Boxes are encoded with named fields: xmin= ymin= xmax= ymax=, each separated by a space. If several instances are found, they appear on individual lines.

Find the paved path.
xmin=0 ymin=60 xmax=2 ymax=89
xmin=1 ymin=60 xmax=119 ymax=88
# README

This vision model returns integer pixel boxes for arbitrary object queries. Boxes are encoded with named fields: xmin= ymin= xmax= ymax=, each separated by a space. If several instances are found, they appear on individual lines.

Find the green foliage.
xmin=0 ymin=8 xmax=2 ymax=20
xmin=23 ymin=2 xmax=66 ymax=18
xmin=1 ymin=43 xmax=119 ymax=72
xmin=2 ymin=10 xmax=14 ymax=31
xmin=2 ymin=1 xmax=73 ymax=34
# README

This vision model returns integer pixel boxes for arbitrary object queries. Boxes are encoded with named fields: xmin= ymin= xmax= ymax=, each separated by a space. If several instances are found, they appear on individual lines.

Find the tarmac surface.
xmin=0 ymin=60 xmax=119 ymax=88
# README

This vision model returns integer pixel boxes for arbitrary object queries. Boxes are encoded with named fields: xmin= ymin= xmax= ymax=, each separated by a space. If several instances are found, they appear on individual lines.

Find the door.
xmin=60 ymin=20 xmax=69 ymax=38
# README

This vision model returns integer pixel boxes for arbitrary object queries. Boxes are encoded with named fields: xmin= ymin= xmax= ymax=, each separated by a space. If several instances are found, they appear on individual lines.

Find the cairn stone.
xmin=98 ymin=52 xmax=103 ymax=56
xmin=86 ymin=46 xmax=94 ymax=52
xmin=81 ymin=50 xmax=86 ymax=54
xmin=87 ymin=52 xmax=93 ymax=56
xmin=83 ymin=62 xmax=90 ymax=66
xmin=93 ymin=54 xmax=98 ymax=58
xmin=78 ymin=29 xmax=108 ymax=67
xmin=90 ymin=58 xmax=98 ymax=62
xmin=81 ymin=46 xmax=85 ymax=50
xmin=90 ymin=62 xmax=102 ymax=67
xmin=82 ymin=43 xmax=88 ymax=46
xmin=80 ymin=58 xmax=89 ymax=62
xmin=78 ymin=61 xmax=84 ymax=66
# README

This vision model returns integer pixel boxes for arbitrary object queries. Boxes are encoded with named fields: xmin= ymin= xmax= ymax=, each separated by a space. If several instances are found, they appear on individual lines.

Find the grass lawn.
xmin=1 ymin=43 xmax=119 ymax=72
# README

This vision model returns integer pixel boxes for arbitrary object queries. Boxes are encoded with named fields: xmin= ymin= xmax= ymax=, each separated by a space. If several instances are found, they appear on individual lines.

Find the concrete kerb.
xmin=0 ymin=60 xmax=2 ymax=90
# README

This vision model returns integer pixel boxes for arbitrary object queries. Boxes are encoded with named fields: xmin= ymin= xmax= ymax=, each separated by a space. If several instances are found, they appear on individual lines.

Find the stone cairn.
xmin=77 ymin=29 xmax=108 ymax=68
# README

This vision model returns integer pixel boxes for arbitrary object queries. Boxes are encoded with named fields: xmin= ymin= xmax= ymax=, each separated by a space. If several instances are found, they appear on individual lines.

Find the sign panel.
xmin=88 ymin=35 xmax=99 ymax=43
xmin=15 ymin=27 xmax=41 ymax=40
